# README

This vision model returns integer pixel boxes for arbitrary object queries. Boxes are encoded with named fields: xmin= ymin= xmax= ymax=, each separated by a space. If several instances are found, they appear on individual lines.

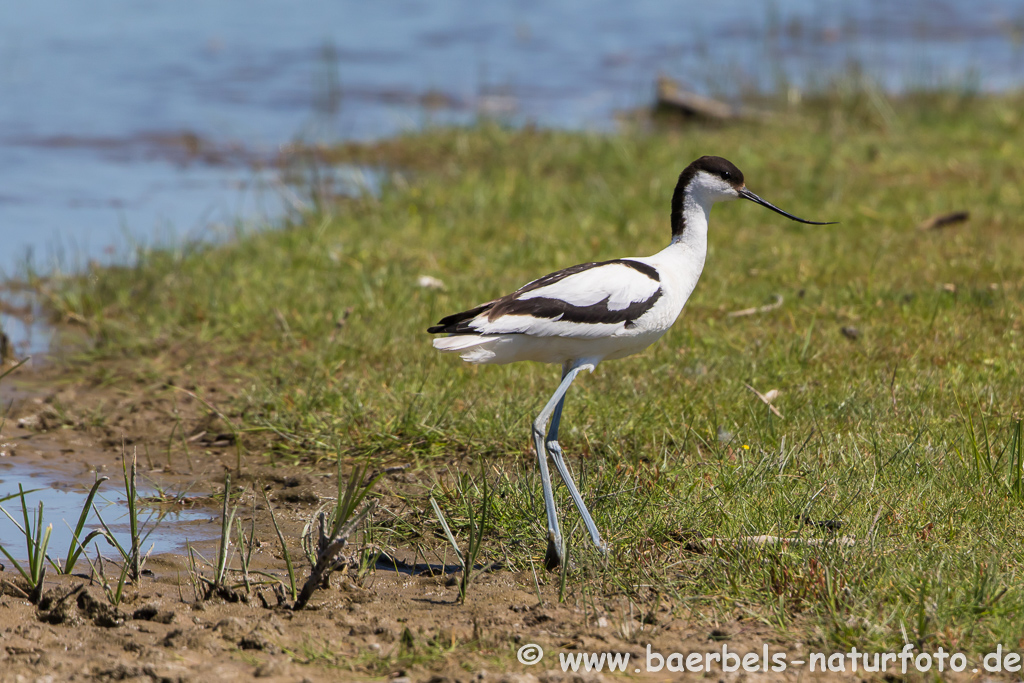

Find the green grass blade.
xmin=19 ymin=486 xmax=33 ymax=568
xmin=429 ymin=496 xmax=464 ymax=568
xmin=60 ymin=476 xmax=109 ymax=573
xmin=0 ymin=356 xmax=30 ymax=383
xmin=0 ymin=488 xmax=42 ymax=505
xmin=0 ymin=543 xmax=31 ymax=584
xmin=261 ymin=486 xmax=296 ymax=601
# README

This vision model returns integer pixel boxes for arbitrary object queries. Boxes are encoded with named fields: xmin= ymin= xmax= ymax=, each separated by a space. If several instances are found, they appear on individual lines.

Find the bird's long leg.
xmin=546 ymin=363 xmax=606 ymax=554
xmin=533 ymin=361 xmax=590 ymax=570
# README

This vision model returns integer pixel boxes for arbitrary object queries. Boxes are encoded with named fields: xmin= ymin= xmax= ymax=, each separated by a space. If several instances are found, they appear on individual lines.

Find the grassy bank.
xmin=43 ymin=90 xmax=1024 ymax=655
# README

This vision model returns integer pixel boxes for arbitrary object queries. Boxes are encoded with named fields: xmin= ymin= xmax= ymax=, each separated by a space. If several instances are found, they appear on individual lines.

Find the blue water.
xmin=1 ymin=0 xmax=1024 ymax=355
xmin=0 ymin=460 xmax=214 ymax=564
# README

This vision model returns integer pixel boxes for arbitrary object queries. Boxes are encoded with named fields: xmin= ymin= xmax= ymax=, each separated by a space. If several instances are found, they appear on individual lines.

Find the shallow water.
xmin=0 ymin=458 xmax=215 ymax=565
xmin=1 ymin=0 xmax=1023 ymax=352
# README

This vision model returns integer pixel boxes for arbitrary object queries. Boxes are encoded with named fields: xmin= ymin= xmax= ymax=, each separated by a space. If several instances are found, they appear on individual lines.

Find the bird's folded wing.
xmin=466 ymin=259 xmax=662 ymax=337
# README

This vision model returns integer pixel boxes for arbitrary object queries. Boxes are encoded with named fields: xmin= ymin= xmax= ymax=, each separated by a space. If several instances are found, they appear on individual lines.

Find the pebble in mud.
xmin=253 ymin=657 xmax=292 ymax=678
xmin=16 ymin=414 xmax=40 ymax=430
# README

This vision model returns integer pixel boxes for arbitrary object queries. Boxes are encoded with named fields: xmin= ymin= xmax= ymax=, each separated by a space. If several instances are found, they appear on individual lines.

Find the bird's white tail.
xmin=432 ymin=335 xmax=502 ymax=363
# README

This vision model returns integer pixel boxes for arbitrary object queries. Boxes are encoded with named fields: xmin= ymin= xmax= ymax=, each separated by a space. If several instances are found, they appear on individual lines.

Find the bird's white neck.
xmin=668 ymin=191 xmax=711 ymax=254
xmin=650 ymin=191 xmax=712 ymax=307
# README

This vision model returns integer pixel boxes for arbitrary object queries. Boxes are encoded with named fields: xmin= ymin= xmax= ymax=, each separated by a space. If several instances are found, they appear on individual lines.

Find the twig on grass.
xmin=727 ymin=294 xmax=783 ymax=318
xmin=745 ymin=383 xmax=783 ymax=419
xmin=688 ymin=535 xmax=857 ymax=550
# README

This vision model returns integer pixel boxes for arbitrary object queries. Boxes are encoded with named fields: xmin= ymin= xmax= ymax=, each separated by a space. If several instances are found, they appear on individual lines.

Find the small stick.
xmin=727 ymin=294 xmax=783 ymax=318
xmin=917 ymin=210 xmax=969 ymax=231
xmin=691 ymin=535 xmax=856 ymax=548
xmin=745 ymin=383 xmax=783 ymax=419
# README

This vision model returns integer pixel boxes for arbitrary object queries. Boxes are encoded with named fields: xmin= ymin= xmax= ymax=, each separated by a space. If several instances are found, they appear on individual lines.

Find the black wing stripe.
xmin=512 ymin=258 xmax=659 ymax=298
xmin=612 ymin=259 xmax=660 ymax=283
xmin=491 ymin=289 xmax=663 ymax=328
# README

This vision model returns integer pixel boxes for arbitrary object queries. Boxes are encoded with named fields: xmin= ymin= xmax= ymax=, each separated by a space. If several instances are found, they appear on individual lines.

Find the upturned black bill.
xmin=739 ymin=188 xmax=836 ymax=225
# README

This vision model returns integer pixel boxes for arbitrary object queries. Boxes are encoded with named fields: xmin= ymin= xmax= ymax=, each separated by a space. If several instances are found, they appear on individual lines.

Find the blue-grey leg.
xmin=534 ymin=359 xmax=603 ymax=570
xmin=546 ymin=363 xmax=607 ymax=554
xmin=534 ymin=367 xmax=574 ymax=570
xmin=534 ymin=410 xmax=562 ymax=571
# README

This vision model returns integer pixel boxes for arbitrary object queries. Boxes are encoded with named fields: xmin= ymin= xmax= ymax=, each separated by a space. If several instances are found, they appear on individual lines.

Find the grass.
xmin=40 ymin=87 xmax=1024 ymax=654
xmin=295 ymin=464 xmax=378 ymax=609
xmin=429 ymin=468 xmax=488 ymax=604
xmin=90 ymin=448 xmax=156 ymax=589
xmin=50 ymin=475 xmax=108 ymax=575
xmin=0 ymin=486 xmax=52 ymax=603
xmin=0 ymin=443 xmax=171 ymax=607
xmin=262 ymin=485 xmax=298 ymax=602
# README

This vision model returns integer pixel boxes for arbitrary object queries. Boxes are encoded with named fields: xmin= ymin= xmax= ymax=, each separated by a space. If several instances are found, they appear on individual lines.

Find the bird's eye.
xmin=720 ymin=171 xmax=731 ymax=180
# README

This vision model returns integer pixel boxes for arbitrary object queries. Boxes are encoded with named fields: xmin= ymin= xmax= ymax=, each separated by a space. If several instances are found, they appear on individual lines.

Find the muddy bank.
xmin=0 ymin=364 xmax=832 ymax=682
xmin=1 ymin=566 xmax=814 ymax=682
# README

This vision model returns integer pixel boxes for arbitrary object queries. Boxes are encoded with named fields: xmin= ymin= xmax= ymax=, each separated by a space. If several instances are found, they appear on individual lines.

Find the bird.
xmin=428 ymin=156 xmax=834 ymax=569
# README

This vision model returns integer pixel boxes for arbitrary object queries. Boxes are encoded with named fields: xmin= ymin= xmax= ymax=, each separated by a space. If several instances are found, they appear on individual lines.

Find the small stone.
xmin=254 ymin=658 xmax=290 ymax=678
xmin=239 ymin=632 xmax=280 ymax=654
xmin=213 ymin=616 xmax=247 ymax=641
xmin=133 ymin=604 xmax=175 ymax=624
xmin=16 ymin=415 xmax=40 ymax=430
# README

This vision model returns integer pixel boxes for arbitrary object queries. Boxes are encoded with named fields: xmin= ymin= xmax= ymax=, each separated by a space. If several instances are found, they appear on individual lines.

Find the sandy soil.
xmin=0 ymin=364 xmax=923 ymax=682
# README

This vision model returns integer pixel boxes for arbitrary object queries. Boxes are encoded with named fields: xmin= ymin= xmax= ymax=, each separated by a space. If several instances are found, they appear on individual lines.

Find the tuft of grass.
xmin=92 ymin=448 xmax=151 ymax=584
xmin=84 ymin=544 xmax=132 ymax=607
xmin=212 ymin=474 xmax=238 ymax=592
xmin=294 ymin=463 xmax=379 ymax=609
xmin=183 ymin=474 xmax=255 ymax=602
xmin=956 ymin=401 xmax=1024 ymax=501
xmin=429 ymin=474 xmax=489 ymax=604
xmin=0 ymin=486 xmax=52 ymax=603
